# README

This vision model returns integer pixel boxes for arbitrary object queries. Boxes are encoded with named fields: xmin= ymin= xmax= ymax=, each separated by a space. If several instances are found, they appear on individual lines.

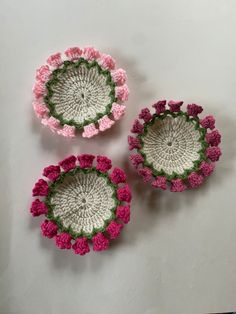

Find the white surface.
xmin=0 ymin=0 xmax=236 ymax=313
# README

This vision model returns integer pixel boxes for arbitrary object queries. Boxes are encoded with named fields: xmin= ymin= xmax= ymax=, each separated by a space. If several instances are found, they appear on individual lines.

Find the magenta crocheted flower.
xmin=33 ymin=46 xmax=129 ymax=138
xmin=128 ymin=100 xmax=222 ymax=192
xmin=29 ymin=154 xmax=131 ymax=255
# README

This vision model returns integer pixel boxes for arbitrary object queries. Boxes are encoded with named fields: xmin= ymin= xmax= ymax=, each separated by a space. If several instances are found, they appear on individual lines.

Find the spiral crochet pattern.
xmin=129 ymin=101 xmax=222 ymax=192
xmin=30 ymin=155 xmax=131 ymax=255
xmin=33 ymin=47 xmax=129 ymax=138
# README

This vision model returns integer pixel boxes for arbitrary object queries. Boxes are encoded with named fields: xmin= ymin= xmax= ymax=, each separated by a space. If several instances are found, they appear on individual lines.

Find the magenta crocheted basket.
xmin=33 ymin=46 xmax=129 ymax=138
xmin=30 ymin=154 xmax=131 ymax=255
xmin=128 ymin=100 xmax=222 ymax=192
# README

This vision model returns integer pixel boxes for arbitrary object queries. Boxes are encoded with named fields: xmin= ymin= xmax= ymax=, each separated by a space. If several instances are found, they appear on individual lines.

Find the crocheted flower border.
xmin=128 ymin=100 xmax=222 ymax=192
xmin=33 ymin=47 xmax=129 ymax=138
xmin=30 ymin=154 xmax=132 ymax=255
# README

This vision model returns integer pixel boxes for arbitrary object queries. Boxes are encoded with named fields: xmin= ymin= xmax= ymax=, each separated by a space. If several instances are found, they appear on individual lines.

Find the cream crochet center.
xmin=51 ymin=64 xmax=112 ymax=124
xmin=142 ymin=115 xmax=202 ymax=175
xmin=50 ymin=171 xmax=115 ymax=235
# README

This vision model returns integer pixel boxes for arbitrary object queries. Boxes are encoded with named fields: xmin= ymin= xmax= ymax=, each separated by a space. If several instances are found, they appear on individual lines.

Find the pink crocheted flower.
xmin=30 ymin=199 xmax=48 ymax=217
xmin=206 ymin=130 xmax=221 ymax=146
xmin=116 ymin=205 xmax=130 ymax=224
xmin=152 ymin=100 xmax=166 ymax=115
xmin=59 ymin=155 xmax=77 ymax=172
xmin=110 ymin=167 xmax=127 ymax=184
xmin=33 ymin=101 xmax=49 ymax=118
xmin=72 ymin=237 xmax=90 ymax=255
xmin=47 ymin=52 xmax=63 ymax=68
xmin=128 ymin=136 xmax=141 ymax=150
xmin=168 ymin=100 xmax=183 ymax=112
xmin=152 ymin=176 xmax=167 ymax=190
xmin=82 ymin=123 xmax=99 ymax=138
xmin=33 ymin=82 xmax=46 ymax=98
xmin=41 ymin=220 xmax=58 ymax=238
xmin=57 ymin=125 xmax=76 ymax=138
xmin=96 ymin=156 xmax=112 ymax=173
xmin=129 ymin=154 xmax=144 ymax=168
xmin=78 ymin=154 xmax=95 ymax=169
xmin=170 ymin=179 xmax=186 ymax=192
xmin=200 ymin=115 xmax=215 ymax=130
xmin=36 ymin=65 xmax=51 ymax=83
xmin=41 ymin=116 xmax=60 ymax=132
xmin=139 ymin=108 xmax=152 ymax=123
xmin=199 ymin=161 xmax=215 ymax=177
xmin=99 ymin=54 xmax=115 ymax=70
xmin=111 ymin=69 xmax=127 ymax=85
xmin=111 ymin=103 xmax=126 ymax=120
xmin=117 ymin=184 xmax=132 ymax=202
xmin=138 ymin=168 xmax=152 ymax=183
xmin=55 ymin=233 xmax=72 ymax=249
xmin=83 ymin=47 xmax=100 ymax=60
xmin=92 ymin=233 xmax=109 ymax=251
xmin=43 ymin=165 xmax=61 ymax=181
xmin=187 ymin=104 xmax=203 ymax=117
xmin=115 ymin=84 xmax=129 ymax=101
xmin=206 ymin=147 xmax=222 ymax=162
xmin=98 ymin=115 xmax=115 ymax=131
xmin=65 ymin=47 xmax=82 ymax=61
xmin=131 ymin=119 xmax=144 ymax=134
xmin=32 ymin=179 xmax=49 ymax=196
xmin=106 ymin=221 xmax=123 ymax=239
xmin=188 ymin=172 xmax=204 ymax=188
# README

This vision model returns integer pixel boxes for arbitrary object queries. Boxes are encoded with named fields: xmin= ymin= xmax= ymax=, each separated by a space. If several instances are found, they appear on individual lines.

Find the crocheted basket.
xmin=30 ymin=155 xmax=131 ymax=255
xmin=128 ymin=101 xmax=222 ymax=192
xmin=33 ymin=47 xmax=129 ymax=138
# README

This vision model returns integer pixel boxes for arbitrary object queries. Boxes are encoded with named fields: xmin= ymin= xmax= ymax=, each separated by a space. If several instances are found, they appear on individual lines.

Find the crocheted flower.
xmin=152 ymin=176 xmax=167 ymax=190
xmin=78 ymin=154 xmax=95 ymax=169
xmin=32 ymin=179 xmax=49 ymax=196
xmin=138 ymin=168 xmax=152 ymax=183
xmin=187 ymin=104 xmax=203 ymax=117
xmin=129 ymin=154 xmax=144 ymax=168
xmin=72 ymin=237 xmax=90 ymax=255
xmin=55 ymin=233 xmax=72 ymax=249
xmin=170 ymin=179 xmax=187 ymax=192
xmin=152 ymin=100 xmax=166 ymax=115
xmin=115 ymin=84 xmax=129 ymax=101
xmin=96 ymin=156 xmax=112 ymax=173
xmin=106 ymin=221 xmax=123 ymax=239
xmin=30 ymin=155 xmax=131 ymax=255
xmin=199 ymin=161 xmax=215 ymax=177
xmin=41 ymin=220 xmax=58 ymax=238
xmin=30 ymin=199 xmax=48 ymax=217
xmin=205 ymin=130 xmax=221 ymax=146
xmin=65 ymin=47 xmax=82 ymax=61
xmin=43 ymin=165 xmax=61 ymax=181
xmin=206 ymin=147 xmax=222 ymax=162
xmin=117 ymin=184 xmax=132 ymax=202
xmin=131 ymin=119 xmax=144 ymax=134
xmin=200 ymin=115 xmax=215 ymax=130
xmin=116 ymin=205 xmax=130 ymax=224
xmin=99 ymin=54 xmax=115 ymax=70
xmin=111 ymin=103 xmax=126 ymax=120
xmin=188 ymin=172 xmax=204 ymax=188
xmin=110 ymin=167 xmax=127 ymax=184
xmin=33 ymin=46 xmax=128 ymax=138
xmin=129 ymin=100 xmax=222 ymax=192
xmin=92 ymin=233 xmax=109 ymax=251
xmin=59 ymin=155 xmax=77 ymax=172
xmin=111 ymin=69 xmax=127 ymax=85
xmin=139 ymin=108 xmax=152 ymax=123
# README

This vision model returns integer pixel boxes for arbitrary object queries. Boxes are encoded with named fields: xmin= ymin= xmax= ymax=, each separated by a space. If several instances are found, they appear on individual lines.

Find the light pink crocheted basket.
xmin=33 ymin=47 xmax=129 ymax=138
xmin=129 ymin=100 xmax=222 ymax=192
xmin=30 ymin=154 xmax=131 ymax=255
